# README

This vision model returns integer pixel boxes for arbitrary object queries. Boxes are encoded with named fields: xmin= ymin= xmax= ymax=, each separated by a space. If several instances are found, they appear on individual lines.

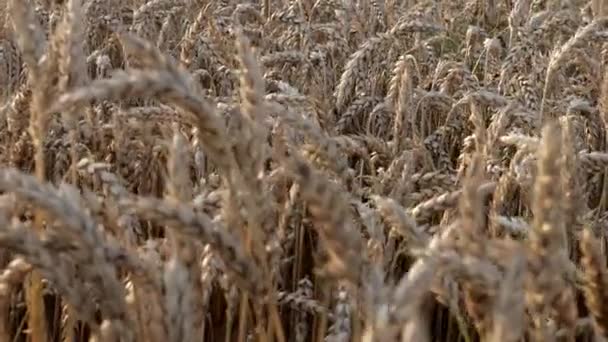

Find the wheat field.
xmin=1 ymin=0 xmax=608 ymax=341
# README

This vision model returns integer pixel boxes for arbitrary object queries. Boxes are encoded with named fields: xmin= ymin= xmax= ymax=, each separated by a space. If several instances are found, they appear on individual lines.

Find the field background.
xmin=0 ymin=0 xmax=607 ymax=341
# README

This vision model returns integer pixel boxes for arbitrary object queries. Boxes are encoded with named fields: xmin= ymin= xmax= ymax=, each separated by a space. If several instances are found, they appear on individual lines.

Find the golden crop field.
xmin=0 ymin=0 xmax=607 ymax=341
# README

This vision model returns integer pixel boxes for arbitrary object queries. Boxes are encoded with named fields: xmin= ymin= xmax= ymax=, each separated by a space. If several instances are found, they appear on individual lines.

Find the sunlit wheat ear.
xmin=390 ymin=54 xmax=416 ymax=153
xmin=8 ymin=0 xmax=45 ymax=73
xmin=508 ymin=0 xmax=531 ymax=47
xmin=164 ymin=129 xmax=201 ymax=342
xmin=389 ymin=225 xmax=456 ymax=327
xmin=233 ymin=29 xmax=277 ymax=252
xmin=284 ymin=153 xmax=364 ymax=283
xmin=456 ymin=154 xmax=498 ymax=336
xmin=0 ymin=257 xmax=31 ymax=340
xmin=372 ymin=195 xmax=428 ymax=250
xmin=530 ymin=122 xmax=565 ymax=252
xmin=487 ymin=254 xmax=525 ymax=342
xmin=59 ymin=0 xmax=88 ymax=92
xmin=527 ymin=122 xmax=578 ymax=340
xmin=580 ymin=228 xmax=608 ymax=338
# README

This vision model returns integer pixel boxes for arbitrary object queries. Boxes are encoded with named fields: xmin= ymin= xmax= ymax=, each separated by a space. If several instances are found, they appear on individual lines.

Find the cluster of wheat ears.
xmin=4 ymin=0 xmax=608 ymax=341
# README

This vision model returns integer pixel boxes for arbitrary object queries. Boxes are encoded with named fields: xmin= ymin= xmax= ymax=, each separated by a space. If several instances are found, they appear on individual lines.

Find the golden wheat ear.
xmin=580 ymin=228 xmax=608 ymax=339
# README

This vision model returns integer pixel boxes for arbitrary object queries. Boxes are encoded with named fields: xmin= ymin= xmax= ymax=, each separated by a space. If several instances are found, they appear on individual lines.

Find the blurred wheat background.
xmin=0 ymin=0 xmax=607 ymax=341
